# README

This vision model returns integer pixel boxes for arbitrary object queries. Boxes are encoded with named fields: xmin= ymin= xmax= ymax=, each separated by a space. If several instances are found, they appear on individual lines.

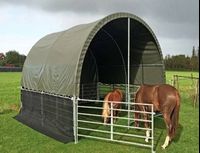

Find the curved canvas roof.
xmin=22 ymin=12 xmax=164 ymax=96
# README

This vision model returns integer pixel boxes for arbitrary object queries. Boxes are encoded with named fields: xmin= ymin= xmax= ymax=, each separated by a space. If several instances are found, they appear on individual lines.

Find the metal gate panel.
xmin=74 ymin=98 xmax=155 ymax=153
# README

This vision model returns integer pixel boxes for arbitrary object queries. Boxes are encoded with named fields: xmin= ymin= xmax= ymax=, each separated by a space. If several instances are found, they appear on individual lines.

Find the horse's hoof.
xmin=161 ymin=145 xmax=167 ymax=149
xmin=145 ymin=138 xmax=149 ymax=143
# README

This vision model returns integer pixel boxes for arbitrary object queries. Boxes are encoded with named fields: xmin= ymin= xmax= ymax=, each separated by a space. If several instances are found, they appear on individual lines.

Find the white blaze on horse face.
xmin=145 ymin=130 xmax=150 ymax=142
xmin=162 ymin=135 xmax=170 ymax=149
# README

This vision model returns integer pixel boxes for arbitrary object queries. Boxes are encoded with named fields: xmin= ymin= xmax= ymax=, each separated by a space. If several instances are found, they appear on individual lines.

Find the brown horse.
xmin=134 ymin=84 xmax=180 ymax=149
xmin=102 ymin=89 xmax=123 ymax=125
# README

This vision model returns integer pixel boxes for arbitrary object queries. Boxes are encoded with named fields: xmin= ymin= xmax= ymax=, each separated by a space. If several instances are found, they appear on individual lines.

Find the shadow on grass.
xmin=173 ymin=124 xmax=183 ymax=143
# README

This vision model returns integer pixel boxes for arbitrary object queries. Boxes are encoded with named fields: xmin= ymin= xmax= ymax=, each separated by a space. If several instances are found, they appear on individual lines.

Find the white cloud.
xmin=0 ymin=35 xmax=36 ymax=55
xmin=0 ymin=7 xmax=104 ymax=55
xmin=0 ymin=0 xmax=199 ymax=56
xmin=160 ymin=37 xmax=199 ymax=56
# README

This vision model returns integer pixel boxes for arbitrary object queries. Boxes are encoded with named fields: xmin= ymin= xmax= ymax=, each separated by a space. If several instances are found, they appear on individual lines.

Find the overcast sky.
xmin=0 ymin=0 xmax=199 ymax=56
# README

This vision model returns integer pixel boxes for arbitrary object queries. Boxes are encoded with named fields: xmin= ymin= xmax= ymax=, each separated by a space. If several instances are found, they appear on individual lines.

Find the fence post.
xmin=194 ymin=79 xmax=199 ymax=108
xmin=173 ymin=75 xmax=176 ymax=88
xmin=151 ymin=104 xmax=155 ymax=153
xmin=191 ymin=73 xmax=195 ymax=87
xmin=176 ymin=75 xmax=179 ymax=90
xmin=110 ymin=102 xmax=113 ymax=141
xmin=173 ymin=75 xmax=179 ymax=90
xmin=73 ymin=96 xmax=78 ymax=144
xmin=97 ymin=82 xmax=100 ymax=100
xmin=41 ymin=91 xmax=44 ymax=127
xmin=197 ymin=79 xmax=199 ymax=105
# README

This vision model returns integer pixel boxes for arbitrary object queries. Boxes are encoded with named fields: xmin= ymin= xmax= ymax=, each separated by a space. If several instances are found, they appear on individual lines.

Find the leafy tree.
xmin=164 ymin=46 xmax=199 ymax=71
xmin=5 ymin=51 xmax=20 ymax=66
xmin=0 ymin=53 xmax=6 ymax=66
xmin=192 ymin=46 xmax=196 ymax=57
xmin=0 ymin=59 xmax=6 ymax=66
xmin=3 ymin=50 xmax=26 ymax=67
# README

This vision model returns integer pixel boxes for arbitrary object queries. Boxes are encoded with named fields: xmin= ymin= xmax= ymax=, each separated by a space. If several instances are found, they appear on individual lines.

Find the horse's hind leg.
xmin=162 ymin=113 xmax=172 ymax=149
xmin=134 ymin=112 xmax=139 ymax=127
xmin=113 ymin=110 xmax=117 ymax=123
xmin=134 ymin=105 xmax=140 ymax=127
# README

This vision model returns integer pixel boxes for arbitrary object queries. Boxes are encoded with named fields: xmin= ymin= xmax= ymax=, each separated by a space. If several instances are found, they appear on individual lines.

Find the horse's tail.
xmin=102 ymin=93 xmax=111 ymax=116
xmin=170 ymin=91 xmax=180 ymax=139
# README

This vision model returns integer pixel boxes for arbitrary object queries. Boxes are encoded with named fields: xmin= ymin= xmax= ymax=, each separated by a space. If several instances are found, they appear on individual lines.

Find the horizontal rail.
xmin=78 ymin=105 xmax=103 ymax=110
xmin=78 ymin=127 xmax=110 ymax=134
xmin=21 ymin=88 xmax=72 ymax=100
xmin=78 ymin=105 xmax=154 ymax=115
xmin=78 ymin=127 xmax=152 ymax=139
xmin=113 ymin=124 xmax=151 ymax=131
xmin=78 ymin=120 xmax=151 ymax=131
xmin=114 ymin=131 xmax=152 ymax=140
xmin=78 ymin=112 xmax=152 ymax=123
xmin=78 ymin=112 xmax=102 ymax=117
xmin=78 ymin=98 xmax=153 ymax=106
xmin=78 ymin=134 xmax=152 ymax=148
xmin=174 ymin=75 xmax=199 ymax=80
xmin=112 ymin=116 xmax=152 ymax=123
xmin=107 ymin=108 xmax=154 ymax=114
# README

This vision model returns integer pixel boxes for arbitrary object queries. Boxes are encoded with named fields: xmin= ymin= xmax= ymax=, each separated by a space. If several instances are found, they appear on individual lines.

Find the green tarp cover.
xmin=22 ymin=12 xmax=164 ymax=96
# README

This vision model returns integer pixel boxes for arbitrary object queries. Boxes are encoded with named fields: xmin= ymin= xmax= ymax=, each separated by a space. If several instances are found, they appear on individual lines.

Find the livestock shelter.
xmin=15 ymin=12 xmax=165 ymax=144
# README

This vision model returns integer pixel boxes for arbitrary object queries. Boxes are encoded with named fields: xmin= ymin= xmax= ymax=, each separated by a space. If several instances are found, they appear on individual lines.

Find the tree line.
xmin=0 ymin=51 xmax=26 ymax=67
xmin=0 ymin=47 xmax=199 ymax=71
xmin=164 ymin=46 xmax=199 ymax=71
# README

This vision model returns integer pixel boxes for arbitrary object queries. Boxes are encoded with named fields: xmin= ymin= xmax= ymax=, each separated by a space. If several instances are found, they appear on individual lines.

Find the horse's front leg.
xmin=144 ymin=113 xmax=150 ymax=142
xmin=113 ymin=110 xmax=118 ymax=123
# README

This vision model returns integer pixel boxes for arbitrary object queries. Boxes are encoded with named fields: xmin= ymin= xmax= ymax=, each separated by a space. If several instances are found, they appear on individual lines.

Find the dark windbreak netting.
xmin=14 ymin=90 xmax=74 ymax=143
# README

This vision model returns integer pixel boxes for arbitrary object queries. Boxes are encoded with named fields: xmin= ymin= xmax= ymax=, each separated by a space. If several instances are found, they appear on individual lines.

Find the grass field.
xmin=0 ymin=71 xmax=199 ymax=153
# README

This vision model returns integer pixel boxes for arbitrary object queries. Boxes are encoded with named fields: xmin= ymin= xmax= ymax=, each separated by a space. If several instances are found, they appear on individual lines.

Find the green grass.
xmin=0 ymin=71 xmax=199 ymax=153
xmin=0 ymin=72 xmax=21 ymax=113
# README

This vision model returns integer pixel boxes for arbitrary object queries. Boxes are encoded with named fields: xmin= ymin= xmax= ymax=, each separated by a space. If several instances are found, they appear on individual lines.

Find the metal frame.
xmin=75 ymin=97 xmax=155 ymax=153
xmin=127 ymin=17 xmax=131 ymax=128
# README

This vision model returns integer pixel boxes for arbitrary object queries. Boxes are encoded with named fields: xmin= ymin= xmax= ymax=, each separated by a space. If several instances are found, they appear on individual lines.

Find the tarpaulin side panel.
xmin=15 ymin=90 xmax=74 ymax=143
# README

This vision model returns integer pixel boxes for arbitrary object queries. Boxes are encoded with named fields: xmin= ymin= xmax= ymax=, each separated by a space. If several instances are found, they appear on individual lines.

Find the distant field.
xmin=0 ymin=71 xmax=199 ymax=153
xmin=165 ymin=71 xmax=199 ymax=84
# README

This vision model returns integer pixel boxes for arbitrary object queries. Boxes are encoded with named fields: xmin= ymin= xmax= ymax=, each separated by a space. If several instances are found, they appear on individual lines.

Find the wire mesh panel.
xmin=15 ymin=89 xmax=74 ymax=143
xmin=80 ymin=83 xmax=97 ymax=100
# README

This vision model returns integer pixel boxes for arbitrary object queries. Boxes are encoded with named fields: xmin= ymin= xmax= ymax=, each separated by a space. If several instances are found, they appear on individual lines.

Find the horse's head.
xmin=102 ymin=101 xmax=110 ymax=125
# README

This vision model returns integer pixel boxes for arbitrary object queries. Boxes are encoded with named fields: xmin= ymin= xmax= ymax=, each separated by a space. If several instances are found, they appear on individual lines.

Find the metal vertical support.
xmin=110 ymin=102 xmax=113 ymax=140
xmin=73 ymin=95 xmax=78 ymax=144
xmin=127 ymin=17 xmax=131 ymax=127
xmin=151 ymin=104 xmax=155 ymax=153
xmin=97 ymin=82 xmax=100 ymax=100
xmin=41 ymin=91 xmax=44 ymax=127
xmin=56 ymin=96 xmax=58 ymax=120
xmin=81 ymin=84 xmax=84 ymax=99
